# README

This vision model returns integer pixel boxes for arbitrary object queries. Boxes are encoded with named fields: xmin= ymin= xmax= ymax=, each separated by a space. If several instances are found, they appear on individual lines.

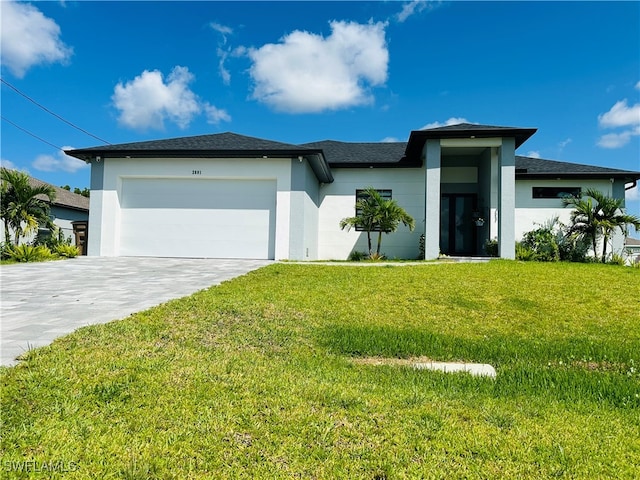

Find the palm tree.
xmin=563 ymin=188 xmax=640 ymax=262
xmin=1 ymin=168 xmax=56 ymax=245
xmin=340 ymin=187 xmax=415 ymax=257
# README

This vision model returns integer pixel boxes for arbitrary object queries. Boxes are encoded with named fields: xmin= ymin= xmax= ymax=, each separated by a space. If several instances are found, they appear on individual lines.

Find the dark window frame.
xmin=532 ymin=187 xmax=581 ymax=199
xmin=354 ymin=189 xmax=392 ymax=232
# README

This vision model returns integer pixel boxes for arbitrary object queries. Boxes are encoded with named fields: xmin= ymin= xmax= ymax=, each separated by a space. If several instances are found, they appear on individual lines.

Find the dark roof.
xmin=66 ymin=132 xmax=335 ymax=183
xmin=515 ymin=156 xmax=640 ymax=180
xmin=300 ymin=140 xmax=413 ymax=167
xmin=23 ymin=174 xmax=89 ymax=212
xmin=66 ymin=132 xmax=319 ymax=160
xmin=420 ymin=122 xmax=533 ymax=134
xmin=65 ymin=128 xmax=640 ymax=183
xmin=405 ymin=123 xmax=537 ymax=159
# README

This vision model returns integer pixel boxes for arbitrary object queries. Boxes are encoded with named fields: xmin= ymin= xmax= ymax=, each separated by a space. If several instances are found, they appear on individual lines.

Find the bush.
xmin=558 ymin=235 xmax=591 ymax=263
xmin=1 ymin=242 xmax=12 ymax=260
xmin=418 ymin=234 xmax=425 ymax=259
xmin=33 ymin=228 xmax=71 ymax=250
xmin=54 ymin=244 xmax=81 ymax=258
xmin=607 ymin=253 xmax=626 ymax=266
xmin=484 ymin=238 xmax=498 ymax=257
xmin=520 ymin=227 xmax=559 ymax=262
xmin=348 ymin=251 xmax=368 ymax=261
xmin=8 ymin=244 xmax=53 ymax=262
xmin=515 ymin=242 xmax=537 ymax=261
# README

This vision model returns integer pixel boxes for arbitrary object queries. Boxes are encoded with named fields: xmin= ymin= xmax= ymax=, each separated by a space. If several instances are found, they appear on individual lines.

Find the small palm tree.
xmin=340 ymin=187 xmax=415 ymax=257
xmin=1 ymin=168 xmax=56 ymax=245
xmin=563 ymin=188 xmax=640 ymax=263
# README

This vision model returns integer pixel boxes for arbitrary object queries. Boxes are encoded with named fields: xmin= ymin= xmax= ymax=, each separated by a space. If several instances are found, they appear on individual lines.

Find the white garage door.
xmin=119 ymin=178 xmax=276 ymax=259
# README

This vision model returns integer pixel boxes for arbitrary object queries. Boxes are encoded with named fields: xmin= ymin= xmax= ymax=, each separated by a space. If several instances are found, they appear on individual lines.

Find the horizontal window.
xmin=356 ymin=189 xmax=391 ymax=202
xmin=532 ymin=187 xmax=581 ymax=199
xmin=355 ymin=189 xmax=391 ymax=231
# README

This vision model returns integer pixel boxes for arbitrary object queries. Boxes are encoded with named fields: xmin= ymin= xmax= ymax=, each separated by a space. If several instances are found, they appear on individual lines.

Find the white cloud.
xmin=112 ymin=66 xmax=199 ymax=130
xmin=635 ymin=81 xmax=640 ymax=91
xmin=421 ymin=117 xmax=471 ymax=130
xmin=395 ymin=1 xmax=439 ymax=23
xmin=210 ymin=22 xmax=233 ymax=44
xmin=217 ymin=48 xmax=231 ymax=85
xmin=626 ymin=185 xmax=639 ymax=201
xmin=112 ymin=66 xmax=229 ymax=130
xmin=246 ymin=20 xmax=389 ymax=113
xmin=211 ymin=22 xmax=234 ymax=84
xmin=32 ymin=147 xmax=88 ymax=173
xmin=526 ymin=151 xmax=541 ymax=159
xmin=204 ymin=103 xmax=231 ymax=124
xmin=597 ymin=97 xmax=640 ymax=149
xmin=597 ymin=126 xmax=640 ymax=149
xmin=598 ymin=99 xmax=640 ymax=128
xmin=381 ymin=137 xmax=400 ymax=143
xmin=0 ymin=0 xmax=72 ymax=78
xmin=558 ymin=138 xmax=572 ymax=150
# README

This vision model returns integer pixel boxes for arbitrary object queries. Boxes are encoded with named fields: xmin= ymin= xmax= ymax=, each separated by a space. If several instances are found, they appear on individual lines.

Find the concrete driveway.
xmin=0 ymin=257 xmax=271 ymax=367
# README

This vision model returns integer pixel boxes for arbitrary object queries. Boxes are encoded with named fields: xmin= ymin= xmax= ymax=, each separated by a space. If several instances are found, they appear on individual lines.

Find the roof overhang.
xmin=328 ymin=158 xmax=422 ymax=168
xmin=66 ymin=147 xmax=334 ymax=183
xmin=51 ymin=202 xmax=89 ymax=212
xmin=515 ymin=172 xmax=640 ymax=181
xmin=404 ymin=126 xmax=537 ymax=161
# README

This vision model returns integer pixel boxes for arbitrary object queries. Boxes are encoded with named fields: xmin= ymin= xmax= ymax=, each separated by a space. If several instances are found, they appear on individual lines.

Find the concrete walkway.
xmin=0 ymin=257 xmax=271 ymax=367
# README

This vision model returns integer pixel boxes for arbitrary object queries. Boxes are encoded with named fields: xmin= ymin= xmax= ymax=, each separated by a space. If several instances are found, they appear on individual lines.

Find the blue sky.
xmin=1 ymin=1 xmax=639 ymax=221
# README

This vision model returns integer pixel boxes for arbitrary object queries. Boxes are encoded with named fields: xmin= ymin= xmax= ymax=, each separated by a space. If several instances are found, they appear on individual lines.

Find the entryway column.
xmin=498 ymin=138 xmax=516 ymax=259
xmin=424 ymin=139 xmax=441 ymax=260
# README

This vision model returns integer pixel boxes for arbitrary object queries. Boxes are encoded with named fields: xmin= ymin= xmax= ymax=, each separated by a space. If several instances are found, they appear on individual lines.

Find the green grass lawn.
xmin=1 ymin=261 xmax=639 ymax=479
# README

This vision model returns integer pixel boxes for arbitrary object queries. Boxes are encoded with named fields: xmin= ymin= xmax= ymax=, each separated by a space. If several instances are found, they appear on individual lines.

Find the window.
xmin=354 ymin=189 xmax=391 ymax=231
xmin=532 ymin=187 xmax=581 ymax=199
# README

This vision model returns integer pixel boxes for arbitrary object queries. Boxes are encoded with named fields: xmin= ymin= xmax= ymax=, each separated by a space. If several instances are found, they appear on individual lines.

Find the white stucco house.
xmin=625 ymin=237 xmax=640 ymax=265
xmin=66 ymin=123 xmax=640 ymax=261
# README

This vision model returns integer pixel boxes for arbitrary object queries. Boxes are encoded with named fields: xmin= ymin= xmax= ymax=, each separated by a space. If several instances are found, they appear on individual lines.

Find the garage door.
xmin=119 ymin=178 xmax=276 ymax=259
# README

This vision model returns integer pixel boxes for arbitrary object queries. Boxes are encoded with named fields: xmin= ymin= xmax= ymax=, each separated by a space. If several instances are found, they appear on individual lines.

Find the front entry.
xmin=440 ymin=194 xmax=477 ymax=255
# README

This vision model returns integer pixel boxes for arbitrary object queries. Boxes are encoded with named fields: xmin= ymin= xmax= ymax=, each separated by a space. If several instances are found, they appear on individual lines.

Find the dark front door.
xmin=440 ymin=194 xmax=477 ymax=255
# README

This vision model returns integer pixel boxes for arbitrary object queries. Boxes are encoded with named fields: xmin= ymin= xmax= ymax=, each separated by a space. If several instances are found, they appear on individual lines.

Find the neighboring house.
xmin=2 ymin=173 xmax=90 ymax=250
xmin=65 ymin=123 xmax=640 ymax=260
xmin=624 ymin=237 xmax=640 ymax=265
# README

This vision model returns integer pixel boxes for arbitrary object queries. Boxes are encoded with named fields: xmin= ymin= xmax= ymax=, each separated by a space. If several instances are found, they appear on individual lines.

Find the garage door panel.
xmin=119 ymin=178 xmax=276 ymax=259
xmin=121 ymin=178 xmax=275 ymax=210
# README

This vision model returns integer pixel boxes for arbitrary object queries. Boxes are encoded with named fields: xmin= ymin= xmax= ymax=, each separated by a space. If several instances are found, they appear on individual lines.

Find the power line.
xmin=1 ymin=77 xmax=112 ymax=145
xmin=1 ymin=115 xmax=64 ymax=151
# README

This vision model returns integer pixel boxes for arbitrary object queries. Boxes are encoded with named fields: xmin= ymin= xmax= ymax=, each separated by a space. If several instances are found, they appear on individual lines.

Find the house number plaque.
xmin=192 ymin=170 xmax=202 ymax=175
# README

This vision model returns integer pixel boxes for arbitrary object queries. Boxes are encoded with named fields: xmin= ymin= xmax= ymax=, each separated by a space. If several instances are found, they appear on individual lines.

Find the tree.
xmin=563 ymin=188 xmax=640 ymax=263
xmin=61 ymin=185 xmax=90 ymax=197
xmin=340 ymin=187 xmax=415 ymax=258
xmin=1 ymin=168 xmax=56 ymax=245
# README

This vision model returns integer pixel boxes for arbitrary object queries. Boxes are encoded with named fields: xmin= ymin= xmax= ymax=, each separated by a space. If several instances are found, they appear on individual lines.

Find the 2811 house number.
xmin=192 ymin=170 xmax=202 ymax=175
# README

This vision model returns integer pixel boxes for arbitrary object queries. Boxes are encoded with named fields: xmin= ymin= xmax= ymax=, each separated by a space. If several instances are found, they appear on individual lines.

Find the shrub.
xmin=484 ymin=238 xmax=498 ymax=257
xmin=515 ymin=242 xmax=537 ymax=261
xmin=520 ymin=227 xmax=559 ymax=262
xmin=33 ymin=227 xmax=72 ymax=250
xmin=418 ymin=234 xmax=425 ymax=259
xmin=8 ymin=244 xmax=53 ymax=262
xmin=54 ymin=244 xmax=81 ymax=258
xmin=0 ymin=242 xmax=12 ymax=260
xmin=607 ymin=253 xmax=626 ymax=266
xmin=558 ymin=235 xmax=591 ymax=263
xmin=348 ymin=251 xmax=368 ymax=261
